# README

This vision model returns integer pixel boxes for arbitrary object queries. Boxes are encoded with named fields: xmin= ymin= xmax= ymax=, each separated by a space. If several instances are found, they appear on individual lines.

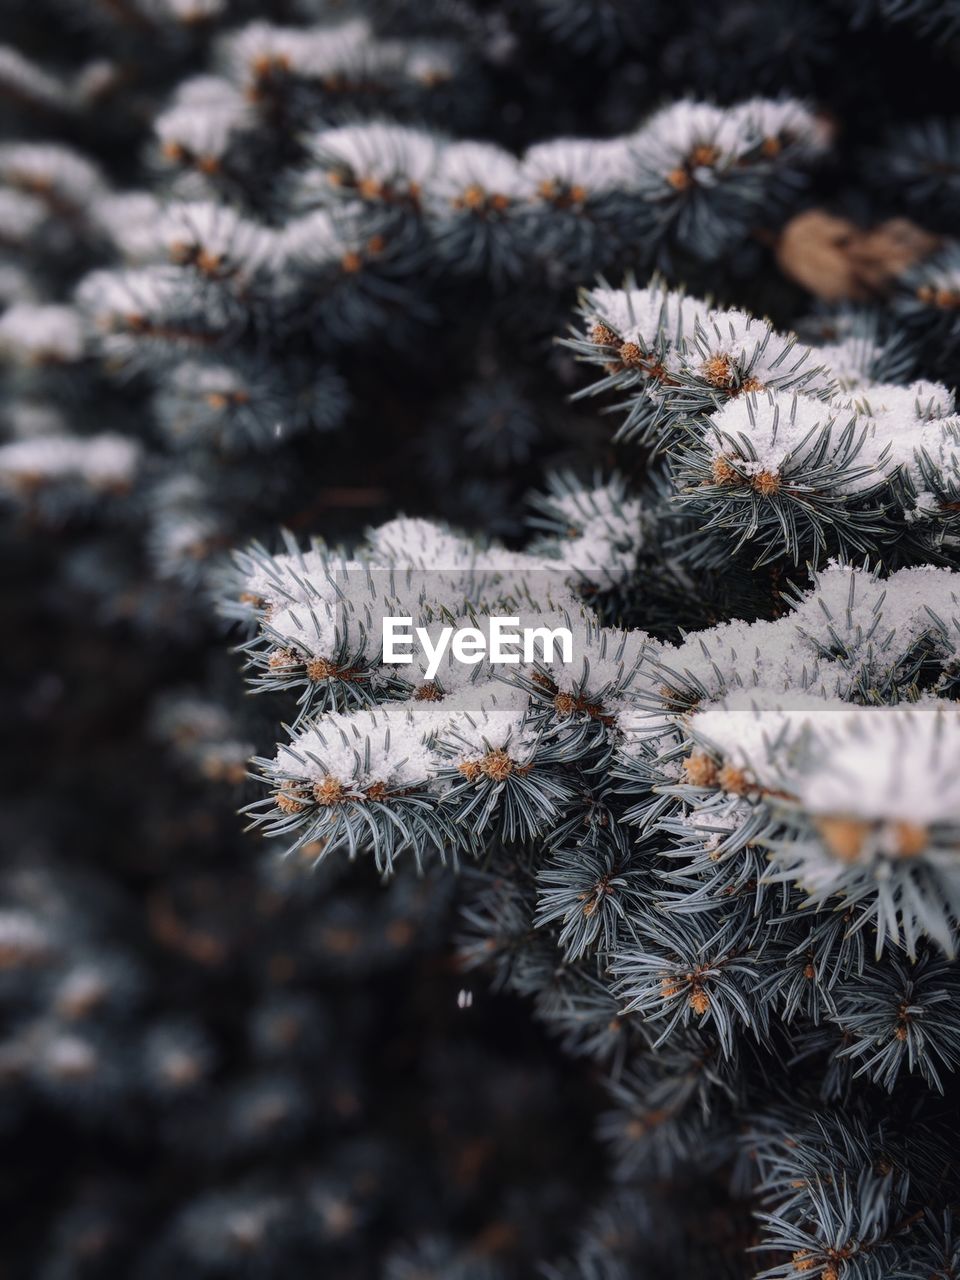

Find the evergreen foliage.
xmin=3 ymin=0 xmax=960 ymax=1276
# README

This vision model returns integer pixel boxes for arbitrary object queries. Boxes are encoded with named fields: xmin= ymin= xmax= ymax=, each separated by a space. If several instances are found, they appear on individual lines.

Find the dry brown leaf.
xmin=775 ymin=209 xmax=941 ymax=301
xmin=848 ymin=218 xmax=941 ymax=293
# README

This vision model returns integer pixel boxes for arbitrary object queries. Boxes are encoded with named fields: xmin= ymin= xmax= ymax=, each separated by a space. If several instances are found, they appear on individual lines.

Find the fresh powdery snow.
xmin=682 ymin=309 xmax=832 ymax=393
xmin=430 ymin=141 xmax=534 ymax=205
xmin=273 ymin=684 xmax=530 ymax=793
xmin=521 ymin=137 xmax=634 ymax=195
xmin=584 ymin=282 xmax=709 ymax=351
xmin=689 ymin=688 xmax=856 ymax=791
xmin=153 ymin=202 xmax=278 ymax=277
xmin=728 ymin=98 xmax=828 ymax=155
xmin=273 ymin=700 xmax=441 ymax=792
xmin=705 ymin=391 xmax=845 ymax=477
xmin=304 ymin=122 xmax=443 ymax=197
xmin=791 ymin=705 xmax=960 ymax=826
xmin=631 ymin=101 xmax=758 ymax=173
xmin=702 ymin=379 xmax=960 ymax=495
xmin=235 ymin=437 xmax=960 ymax=939
xmin=153 ymin=76 xmax=250 ymax=164
xmin=542 ymin=482 xmax=646 ymax=582
xmin=0 ymin=434 xmax=140 ymax=489
xmin=440 ymin=686 xmax=537 ymax=765
xmin=0 ymin=303 xmax=85 ymax=364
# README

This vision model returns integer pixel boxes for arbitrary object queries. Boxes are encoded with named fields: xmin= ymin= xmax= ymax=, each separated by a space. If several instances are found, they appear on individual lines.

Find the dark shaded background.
xmin=2 ymin=1 xmax=959 ymax=1275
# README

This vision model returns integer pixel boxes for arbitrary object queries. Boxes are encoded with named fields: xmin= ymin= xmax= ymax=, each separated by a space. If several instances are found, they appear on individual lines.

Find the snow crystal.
xmin=815 ymin=335 xmax=883 ymax=390
xmin=683 ymin=307 xmax=833 ymax=395
xmin=544 ymin=481 xmax=645 ymax=582
xmin=584 ymin=283 xmax=709 ymax=350
xmin=440 ymin=684 xmax=534 ymax=763
xmin=276 ymin=700 xmax=441 ymax=791
xmin=366 ymin=517 xmax=478 ymax=570
xmin=550 ymin=617 xmax=649 ymax=706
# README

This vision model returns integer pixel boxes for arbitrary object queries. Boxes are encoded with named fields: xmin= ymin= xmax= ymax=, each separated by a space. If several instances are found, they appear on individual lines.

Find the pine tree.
xmin=3 ymin=1 xmax=960 ymax=1276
